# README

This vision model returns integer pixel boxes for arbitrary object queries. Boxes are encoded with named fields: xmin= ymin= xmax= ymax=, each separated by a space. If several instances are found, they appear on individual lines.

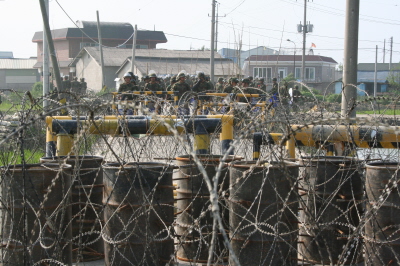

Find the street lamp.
xmin=287 ymin=39 xmax=296 ymax=79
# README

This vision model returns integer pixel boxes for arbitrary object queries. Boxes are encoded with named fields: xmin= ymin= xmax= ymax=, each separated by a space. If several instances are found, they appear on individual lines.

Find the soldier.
xmin=223 ymin=78 xmax=239 ymax=93
xmin=80 ymin=78 xmax=87 ymax=95
xmin=139 ymin=75 xmax=150 ymax=91
xmin=256 ymin=78 xmax=267 ymax=93
xmin=144 ymin=73 xmax=162 ymax=113
xmin=192 ymin=72 xmax=212 ymax=93
xmin=248 ymin=76 xmax=255 ymax=87
xmin=172 ymin=72 xmax=191 ymax=114
xmin=215 ymin=77 xmax=224 ymax=92
xmin=62 ymin=75 xmax=71 ymax=93
xmin=166 ymin=75 xmax=177 ymax=91
xmin=70 ymin=77 xmax=81 ymax=95
xmin=270 ymin=77 xmax=279 ymax=95
xmin=117 ymin=72 xmax=139 ymax=115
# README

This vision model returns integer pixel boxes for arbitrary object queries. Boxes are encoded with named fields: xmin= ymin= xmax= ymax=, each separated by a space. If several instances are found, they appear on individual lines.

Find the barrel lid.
xmin=103 ymin=161 xmax=178 ymax=169
xmin=298 ymin=156 xmax=359 ymax=166
xmin=366 ymin=161 xmax=399 ymax=170
xmin=175 ymin=154 xmax=243 ymax=162
xmin=1 ymin=163 xmax=72 ymax=172
xmin=229 ymin=160 xmax=298 ymax=169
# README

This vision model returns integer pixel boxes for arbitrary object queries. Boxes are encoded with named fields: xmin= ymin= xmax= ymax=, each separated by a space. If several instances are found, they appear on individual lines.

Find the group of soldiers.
xmin=117 ymin=71 xmax=302 ymax=114
xmin=61 ymin=76 xmax=87 ymax=95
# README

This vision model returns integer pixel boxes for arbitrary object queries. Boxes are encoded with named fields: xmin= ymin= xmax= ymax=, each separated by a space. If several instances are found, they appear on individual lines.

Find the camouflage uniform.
xmin=171 ymin=81 xmax=190 ymax=98
xmin=70 ymin=78 xmax=81 ymax=94
xmin=118 ymin=83 xmax=139 ymax=100
xmin=80 ymin=79 xmax=87 ymax=94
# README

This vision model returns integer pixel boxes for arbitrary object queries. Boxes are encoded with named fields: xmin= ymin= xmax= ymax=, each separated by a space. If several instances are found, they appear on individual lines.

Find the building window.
xmin=136 ymin=44 xmax=148 ymax=49
xmin=295 ymin=67 xmax=315 ymax=80
xmin=80 ymin=42 xmax=99 ymax=50
xmin=253 ymin=67 xmax=272 ymax=82
xmin=278 ymin=67 xmax=287 ymax=79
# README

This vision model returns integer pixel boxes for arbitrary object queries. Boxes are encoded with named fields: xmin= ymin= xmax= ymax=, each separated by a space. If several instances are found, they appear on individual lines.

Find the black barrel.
xmin=0 ymin=163 xmax=72 ymax=265
xmin=298 ymin=156 xmax=363 ymax=265
xmin=229 ymin=161 xmax=299 ymax=266
xmin=174 ymin=154 xmax=239 ymax=263
xmin=40 ymin=155 xmax=104 ymax=262
xmin=365 ymin=162 xmax=400 ymax=265
xmin=102 ymin=162 xmax=175 ymax=266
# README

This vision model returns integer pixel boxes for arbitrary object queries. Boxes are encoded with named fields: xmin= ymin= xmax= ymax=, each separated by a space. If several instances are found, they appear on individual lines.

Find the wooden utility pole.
xmin=341 ymin=0 xmax=360 ymax=120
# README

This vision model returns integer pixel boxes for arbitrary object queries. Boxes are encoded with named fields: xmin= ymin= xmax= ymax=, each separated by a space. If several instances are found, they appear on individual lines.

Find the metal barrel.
xmin=102 ymin=162 xmax=175 ymax=266
xmin=298 ymin=156 xmax=363 ymax=265
xmin=39 ymin=155 xmax=104 ymax=262
xmin=174 ymin=154 xmax=239 ymax=263
xmin=229 ymin=161 xmax=299 ymax=266
xmin=364 ymin=162 xmax=400 ymax=265
xmin=0 ymin=163 xmax=72 ymax=265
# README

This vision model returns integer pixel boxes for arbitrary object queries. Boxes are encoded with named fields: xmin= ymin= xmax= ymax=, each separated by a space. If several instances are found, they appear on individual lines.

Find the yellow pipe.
xmin=194 ymin=134 xmax=210 ymax=154
xmin=56 ymin=133 xmax=74 ymax=156
xmin=205 ymin=92 xmax=264 ymax=97
xmin=286 ymin=134 xmax=296 ymax=159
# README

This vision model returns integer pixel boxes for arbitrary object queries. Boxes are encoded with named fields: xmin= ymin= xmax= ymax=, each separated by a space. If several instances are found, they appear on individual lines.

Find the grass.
xmin=0 ymin=149 xmax=45 ymax=165
xmin=358 ymin=109 xmax=400 ymax=115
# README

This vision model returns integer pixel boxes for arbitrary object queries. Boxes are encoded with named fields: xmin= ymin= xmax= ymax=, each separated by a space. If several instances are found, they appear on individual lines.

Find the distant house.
xmin=243 ymin=54 xmax=338 ymax=91
xmin=69 ymin=47 xmax=240 ymax=92
xmin=32 ymin=21 xmax=167 ymax=78
xmin=357 ymin=63 xmax=400 ymax=95
xmin=0 ymin=51 xmax=14 ymax=59
xmin=0 ymin=57 xmax=39 ymax=92
xmin=219 ymin=46 xmax=277 ymax=70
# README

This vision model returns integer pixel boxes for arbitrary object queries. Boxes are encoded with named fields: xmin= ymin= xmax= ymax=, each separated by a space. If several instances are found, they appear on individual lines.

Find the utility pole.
xmin=96 ymin=11 xmax=105 ymax=90
xmin=390 ymin=36 xmax=393 ymax=70
xmin=131 ymin=24 xmax=137 ymax=73
xmin=210 ymin=0 xmax=216 ymax=83
xmin=39 ymin=0 xmax=62 ymax=98
xmin=341 ymin=0 xmax=360 ymax=120
xmin=43 ymin=0 xmax=50 ymax=110
xmin=383 ymin=39 xmax=386 ymax=63
xmin=214 ymin=2 xmax=225 ymax=52
xmin=302 ymin=0 xmax=307 ymax=81
xmin=374 ymin=45 xmax=377 ymax=98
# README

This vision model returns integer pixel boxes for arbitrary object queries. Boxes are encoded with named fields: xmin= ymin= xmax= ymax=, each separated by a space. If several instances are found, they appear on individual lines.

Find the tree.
xmin=387 ymin=65 xmax=400 ymax=91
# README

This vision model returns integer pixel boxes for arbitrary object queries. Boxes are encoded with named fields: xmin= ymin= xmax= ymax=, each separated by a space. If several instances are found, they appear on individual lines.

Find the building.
xmin=218 ymin=46 xmax=277 ymax=70
xmin=0 ymin=57 xmax=39 ymax=92
xmin=32 ymin=21 xmax=167 ymax=78
xmin=243 ymin=54 xmax=338 ymax=91
xmin=356 ymin=63 xmax=400 ymax=96
xmin=69 ymin=47 xmax=240 ymax=92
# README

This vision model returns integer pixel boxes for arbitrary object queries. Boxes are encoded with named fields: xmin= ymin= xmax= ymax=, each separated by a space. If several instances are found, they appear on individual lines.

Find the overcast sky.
xmin=1 ymin=0 xmax=399 ymax=65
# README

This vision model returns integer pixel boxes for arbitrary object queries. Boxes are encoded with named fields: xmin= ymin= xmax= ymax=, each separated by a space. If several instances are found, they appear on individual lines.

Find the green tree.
xmin=31 ymin=81 xmax=54 ymax=99
xmin=388 ymin=65 xmax=400 ymax=90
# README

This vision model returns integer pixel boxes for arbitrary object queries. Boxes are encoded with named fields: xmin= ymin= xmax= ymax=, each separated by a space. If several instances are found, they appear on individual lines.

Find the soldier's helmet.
xmin=272 ymin=77 xmax=277 ymax=82
xmin=248 ymin=76 xmax=253 ymax=81
xmin=80 ymin=78 xmax=85 ymax=82
xmin=144 ymin=75 xmax=150 ymax=80
xmin=149 ymin=73 xmax=157 ymax=78
xmin=218 ymin=77 xmax=224 ymax=82
xmin=231 ymin=78 xmax=239 ymax=84
xmin=242 ymin=78 xmax=250 ymax=84
xmin=73 ymin=77 xmax=78 ymax=81
xmin=64 ymin=75 xmax=69 ymax=80
xmin=171 ymin=75 xmax=177 ymax=83
xmin=260 ymin=78 xmax=265 ymax=82
xmin=197 ymin=72 xmax=205 ymax=78
xmin=123 ymin=72 xmax=132 ymax=79
xmin=177 ymin=72 xmax=186 ymax=79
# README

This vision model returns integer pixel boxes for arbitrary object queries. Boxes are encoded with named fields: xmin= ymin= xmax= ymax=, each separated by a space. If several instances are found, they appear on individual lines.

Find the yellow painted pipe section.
xmin=194 ymin=134 xmax=210 ymax=152
xmin=291 ymin=125 xmax=400 ymax=148
xmin=286 ymin=135 xmax=296 ymax=159
xmin=219 ymin=115 xmax=234 ymax=141
xmin=56 ymin=133 xmax=74 ymax=156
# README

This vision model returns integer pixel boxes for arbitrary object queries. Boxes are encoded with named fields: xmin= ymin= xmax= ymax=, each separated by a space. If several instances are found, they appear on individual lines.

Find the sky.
xmin=1 ymin=0 xmax=399 ymax=65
